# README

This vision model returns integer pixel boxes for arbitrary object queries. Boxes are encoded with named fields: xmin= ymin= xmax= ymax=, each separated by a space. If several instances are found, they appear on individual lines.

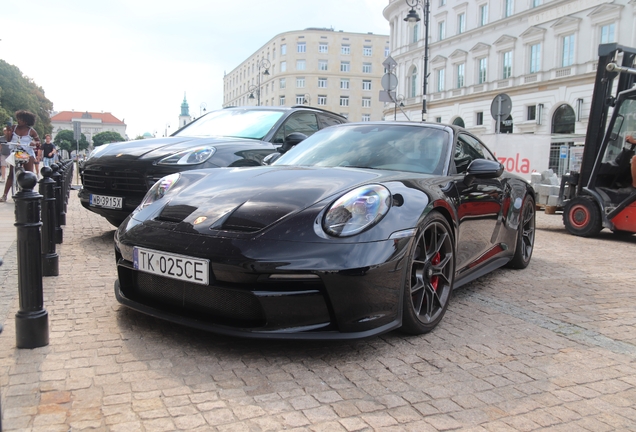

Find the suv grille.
xmin=83 ymin=167 xmax=147 ymax=194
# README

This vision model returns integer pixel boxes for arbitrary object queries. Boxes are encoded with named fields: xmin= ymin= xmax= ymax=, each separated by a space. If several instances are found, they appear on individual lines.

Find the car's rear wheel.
xmin=563 ymin=196 xmax=602 ymax=237
xmin=401 ymin=211 xmax=455 ymax=335
xmin=506 ymin=195 xmax=536 ymax=269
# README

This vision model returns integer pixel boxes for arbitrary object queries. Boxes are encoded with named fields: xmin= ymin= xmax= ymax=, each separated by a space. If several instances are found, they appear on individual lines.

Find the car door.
xmin=453 ymin=133 xmax=505 ymax=274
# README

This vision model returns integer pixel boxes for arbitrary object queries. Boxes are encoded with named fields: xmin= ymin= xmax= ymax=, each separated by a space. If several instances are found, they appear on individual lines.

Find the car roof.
xmin=222 ymin=105 xmax=347 ymax=121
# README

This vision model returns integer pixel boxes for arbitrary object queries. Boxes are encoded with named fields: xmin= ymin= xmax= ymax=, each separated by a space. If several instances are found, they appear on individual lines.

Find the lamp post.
xmin=248 ymin=85 xmax=258 ymax=105
xmin=200 ymin=102 xmax=207 ymax=117
xmin=164 ymin=124 xmax=170 ymax=137
xmin=404 ymin=0 xmax=430 ymax=122
xmin=394 ymin=94 xmax=405 ymax=121
xmin=254 ymin=59 xmax=271 ymax=106
xmin=302 ymin=94 xmax=311 ymax=105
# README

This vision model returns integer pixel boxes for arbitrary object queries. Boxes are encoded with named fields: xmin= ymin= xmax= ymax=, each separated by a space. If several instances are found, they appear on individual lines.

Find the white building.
xmin=50 ymin=110 xmax=127 ymax=144
xmin=223 ymin=28 xmax=390 ymax=121
xmin=383 ymin=0 xmax=635 ymax=178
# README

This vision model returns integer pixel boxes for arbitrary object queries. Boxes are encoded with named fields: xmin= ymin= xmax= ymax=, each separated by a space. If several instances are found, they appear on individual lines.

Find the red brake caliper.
xmin=431 ymin=252 xmax=441 ymax=290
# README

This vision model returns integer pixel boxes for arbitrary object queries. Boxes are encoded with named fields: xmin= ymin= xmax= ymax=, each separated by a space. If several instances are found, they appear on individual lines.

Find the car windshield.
xmin=273 ymin=124 xmax=450 ymax=175
xmin=174 ymin=109 xmax=285 ymax=140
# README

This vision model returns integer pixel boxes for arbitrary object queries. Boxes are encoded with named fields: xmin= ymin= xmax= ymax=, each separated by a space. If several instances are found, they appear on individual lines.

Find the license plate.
xmin=133 ymin=247 xmax=209 ymax=285
xmin=90 ymin=194 xmax=122 ymax=209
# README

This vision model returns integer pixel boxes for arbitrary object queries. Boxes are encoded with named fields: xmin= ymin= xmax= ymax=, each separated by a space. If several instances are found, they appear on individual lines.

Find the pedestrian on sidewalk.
xmin=41 ymin=134 xmax=57 ymax=168
xmin=1 ymin=110 xmax=40 ymax=202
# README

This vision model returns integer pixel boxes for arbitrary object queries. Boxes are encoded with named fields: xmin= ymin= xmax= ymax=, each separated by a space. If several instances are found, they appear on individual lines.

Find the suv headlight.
xmin=134 ymin=173 xmax=180 ymax=213
xmin=323 ymin=185 xmax=391 ymax=237
xmin=157 ymin=147 xmax=215 ymax=165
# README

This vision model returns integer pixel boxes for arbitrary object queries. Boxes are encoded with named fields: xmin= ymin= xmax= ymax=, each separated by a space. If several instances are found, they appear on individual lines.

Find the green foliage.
xmin=54 ymin=129 xmax=89 ymax=153
xmin=93 ymin=131 xmax=125 ymax=147
xmin=0 ymin=60 xmax=54 ymax=138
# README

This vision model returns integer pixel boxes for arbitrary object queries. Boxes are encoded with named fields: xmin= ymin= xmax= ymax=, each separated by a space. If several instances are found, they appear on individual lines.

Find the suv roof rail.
xmin=290 ymin=105 xmax=347 ymax=119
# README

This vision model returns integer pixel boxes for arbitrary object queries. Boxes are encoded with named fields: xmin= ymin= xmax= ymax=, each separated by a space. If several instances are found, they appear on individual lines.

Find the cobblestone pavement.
xmin=0 ymin=194 xmax=635 ymax=431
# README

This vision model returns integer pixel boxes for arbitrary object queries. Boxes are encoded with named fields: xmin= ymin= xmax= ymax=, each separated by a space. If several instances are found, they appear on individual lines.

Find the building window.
xmin=340 ymin=79 xmax=350 ymax=89
xmin=504 ymin=0 xmax=513 ymax=17
xmin=362 ymin=80 xmax=372 ymax=90
xmin=281 ymin=62 xmax=286 ymax=72
xmin=279 ymin=96 xmax=285 ymax=106
xmin=318 ymin=78 xmax=327 ymax=88
xmin=281 ymin=44 xmax=287 ymax=55
xmin=340 ymin=96 xmax=349 ymax=106
xmin=479 ymin=4 xmax=488 ymax=26
xmin=363 ymin=46 xmax=372 ymax=56
xmin=362 ymin=97 xmax=371 ymax=108
xmin=296 ymin=60 xmax=306 ymax=70
xmin=319 ymin=60 xmax=328 ymax=71
xmin=412 ymin=23 xmax=420 ymax=43
xmin=529 ymin=43 xmax=541 ymax=74
xmin=279 ymin=78 xmax=286 ymax=89
xmin=385 ymin=47 xmax=390 ymax=57
xmin=341 ymin=44 xmax=350 ymax=55
xmin=296 ymin=95 xmax=305 ymax=105
xmin=319 ymin=43 xmax=328 ymax=53
xmin=272 ymin=49 xmax=276 ymax=60
xmin=527 ymin=105 xmax=536 ymax=121
xmin=476 ymin=111 xmax=484 ymax=125
xmin=362 ymin=63 xmax=372 ymax=73
xmin=341 ymin=61 xmax=350 ymax=72
xmin=437 ymin=69 xmax=445 ymax=92
xmin=478 ymin=58 xmax=487 ymax=84
xmin=457 ymin=13 xmax=465 ymax=34
xmin=600 ymin=23 xmax=615 ymax=44
xmin=317 ymin=95 xmax=327 ymax=106
xmin=532 ymin=0 xmax=542 ymax=7
xmin=297 ymin=42 xmax=306 ymax=53
xmin=410 ymin=67 xmax=418 ymax=98
xmin=439 ymin=0 xmax=446 ymax=5
xmin=562 ymin=34 xmax=574 ymax=67
xmin=296 ymin=77 xmax=305 ymax=88
xmin=456 ymin=63 xmax=465 ymax=88
xmin=502 ymin=51 xmax=512 ymax=78
xmin=435 ymin=117 xmax=442 ymax=123
xmin=438 ymin=21 xmax=446 ymax=41
xmin=362 ymin=114 xmax=371 ymax=122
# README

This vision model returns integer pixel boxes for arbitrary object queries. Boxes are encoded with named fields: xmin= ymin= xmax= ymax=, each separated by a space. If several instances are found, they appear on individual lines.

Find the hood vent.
xmin=156 ymin=204 xmax=197 ymax=223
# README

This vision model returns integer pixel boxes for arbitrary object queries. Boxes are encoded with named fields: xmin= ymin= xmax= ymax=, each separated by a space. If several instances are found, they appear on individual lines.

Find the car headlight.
xmin=323 ymin=185 xmax=391 ymax=237
xmin=157 ymin=147 xmax=215 ymax=165
xmin=135 ymin=173 xmax=180 ymax=212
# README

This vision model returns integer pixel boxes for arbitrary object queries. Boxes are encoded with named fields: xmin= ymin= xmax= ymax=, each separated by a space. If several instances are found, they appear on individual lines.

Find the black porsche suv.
xmin=79 ymin=106 xmax=347 ymax=226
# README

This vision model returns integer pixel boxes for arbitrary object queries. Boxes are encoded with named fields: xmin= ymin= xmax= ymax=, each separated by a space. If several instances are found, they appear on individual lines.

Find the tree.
xmin=53 ymin=130 xmax=89 ymax=154
xmin=93 ymin=131 xmax=125 ymax=147
xmin=0 ymin=60 xmax=54 ymax=138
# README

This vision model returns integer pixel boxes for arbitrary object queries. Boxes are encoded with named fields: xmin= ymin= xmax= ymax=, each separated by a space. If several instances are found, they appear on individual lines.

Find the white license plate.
xmin=90 ymin=194 xmax=122 ymax=209
xmin=133 ymin=247 xmax=209 ymax=285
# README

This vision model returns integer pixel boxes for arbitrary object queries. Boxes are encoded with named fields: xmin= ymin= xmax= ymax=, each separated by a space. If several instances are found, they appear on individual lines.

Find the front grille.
xmin=83 ymin=168 xmax=147 ymax=193
xmin=119 ymin=267 xmax=266 ymax=327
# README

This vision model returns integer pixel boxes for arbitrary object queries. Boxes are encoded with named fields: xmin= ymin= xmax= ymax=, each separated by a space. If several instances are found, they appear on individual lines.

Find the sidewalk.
xmin=1 ymin=191 xmax=636 ymax=431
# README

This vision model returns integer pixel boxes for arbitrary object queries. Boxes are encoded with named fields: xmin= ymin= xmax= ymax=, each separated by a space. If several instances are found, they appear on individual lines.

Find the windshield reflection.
xmin=174 ymin=109 xmax=284 ymax=140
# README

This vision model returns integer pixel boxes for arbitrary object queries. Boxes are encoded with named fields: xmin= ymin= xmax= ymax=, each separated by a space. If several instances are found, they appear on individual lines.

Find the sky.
xmin=2 ymin=0 xmax=390 ymax=139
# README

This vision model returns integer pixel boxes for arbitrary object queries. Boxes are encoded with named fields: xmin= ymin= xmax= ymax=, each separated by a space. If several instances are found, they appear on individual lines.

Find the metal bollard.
xmin=51 ymin=164 xmax=64 ymax=244
xmin=39 ymin=167 xmax=59 ymax=277
xmin=14 ymin=171 xmax=49 ymax=349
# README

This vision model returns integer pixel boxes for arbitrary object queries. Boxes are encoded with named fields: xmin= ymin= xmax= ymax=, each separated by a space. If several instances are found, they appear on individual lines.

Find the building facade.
xmin=223 ymin=28 xmax=390 ymax=121
xmin=383 ymin=0 xmax=635 ymax=176
xmin=50 ymin=111 xmax=127 ymax=144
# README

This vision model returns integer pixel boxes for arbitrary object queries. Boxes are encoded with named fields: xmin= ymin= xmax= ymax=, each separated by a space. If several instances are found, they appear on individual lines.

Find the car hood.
xmin=87 ymin=136 xmax=263 ymax=162
xmin=149 ymin=166 xmax=398 ymax=233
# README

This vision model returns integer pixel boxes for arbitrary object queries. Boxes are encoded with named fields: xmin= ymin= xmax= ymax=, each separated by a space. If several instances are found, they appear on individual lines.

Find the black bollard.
xmin=39 ymin=167 xmax=59 ymax=277
xmin=51 ymin=164 xmax=64 ymax=244
xmin=14 ymin=171 xmax=49 ymax=349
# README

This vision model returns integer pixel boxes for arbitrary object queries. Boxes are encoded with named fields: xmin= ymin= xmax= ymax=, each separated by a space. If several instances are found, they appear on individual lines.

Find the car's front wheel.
xmin=401 ymin=211 xmax=455 ymax=335
xmin=506 ymin=195 xmax=536 ymax=269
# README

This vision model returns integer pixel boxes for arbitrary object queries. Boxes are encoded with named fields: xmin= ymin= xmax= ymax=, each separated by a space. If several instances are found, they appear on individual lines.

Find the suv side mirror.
xmin=280 ymin=132 xmax=308 ymax=153
xmin=263 ymin=152 xmax=282 ymax=165
xmin=464 ymin=159 xmax=504 ymax=185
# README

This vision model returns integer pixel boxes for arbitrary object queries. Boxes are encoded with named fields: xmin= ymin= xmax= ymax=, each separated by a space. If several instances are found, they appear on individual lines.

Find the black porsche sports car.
xmin=79 ymin=106 xmax=346 ymax=226
xmin=114 ymin=122 xmax=536 ymax=339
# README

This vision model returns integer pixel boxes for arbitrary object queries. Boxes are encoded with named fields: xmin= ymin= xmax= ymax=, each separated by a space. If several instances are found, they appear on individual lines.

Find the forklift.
xmin=560 ymin=43 xmax=636 ymax=237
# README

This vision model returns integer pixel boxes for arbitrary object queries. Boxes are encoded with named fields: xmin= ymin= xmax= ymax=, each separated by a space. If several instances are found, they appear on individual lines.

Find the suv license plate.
xmin=133 ymin=247 xmax=209 ymax=285
xmin=90 ymin=194 xmax=123 ymax=209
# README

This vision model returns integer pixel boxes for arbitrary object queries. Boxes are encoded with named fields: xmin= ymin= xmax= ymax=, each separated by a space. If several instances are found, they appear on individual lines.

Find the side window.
xmin=455 ymin=134 xmax=483 ymax=173
xmin=463 ymin=134 xmax=496 ymax=161
xmin=318 ymin=114 xmax=345 ymax=129
xmin=273 ymin=112 xmax=319 ymax=143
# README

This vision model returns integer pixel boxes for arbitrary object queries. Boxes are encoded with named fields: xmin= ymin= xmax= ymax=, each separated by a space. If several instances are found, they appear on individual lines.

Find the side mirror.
xmin=464 ymin=159 xmax=504 ymax=185
xmin=280 ymin=132 xmax=308 ymax=153
xmin=263 ymin=152 xmax=282 ymax=165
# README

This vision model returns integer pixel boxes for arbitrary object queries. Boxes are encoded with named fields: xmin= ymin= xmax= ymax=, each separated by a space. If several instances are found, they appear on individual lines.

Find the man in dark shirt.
xmin=41 ymin=134 xmax=56 ymax=168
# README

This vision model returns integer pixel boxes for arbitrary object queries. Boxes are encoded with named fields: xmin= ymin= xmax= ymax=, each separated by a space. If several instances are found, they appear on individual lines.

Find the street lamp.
xmin=394 ymin=94 xmax=405 ymax=121
xmin=248 ymin=85 xmax=258 ymax=104
xmin=302 ymin=94 xmax=311 ymax=105
xmin=254 ymin=59 xmax=270 ymax=106
xmin=200 ymin=102 xmax=207 ymax=117
xmin=404 ymin=0 xmax=430 ymax=121
xmin=164 ymin=124 xmax=170 ymax=137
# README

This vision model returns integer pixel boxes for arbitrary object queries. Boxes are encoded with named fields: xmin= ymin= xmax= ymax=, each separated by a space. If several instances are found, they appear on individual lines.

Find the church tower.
xmin=178 ymin=93 xmax=192 ymax=128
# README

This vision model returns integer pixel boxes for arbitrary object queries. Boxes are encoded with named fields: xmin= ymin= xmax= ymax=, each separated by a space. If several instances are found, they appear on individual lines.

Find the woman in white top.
xmin=1 ymin=110 xmax=40 ymax=202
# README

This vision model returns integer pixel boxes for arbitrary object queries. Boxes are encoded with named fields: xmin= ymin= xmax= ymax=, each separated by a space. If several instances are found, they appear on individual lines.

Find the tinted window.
xmin=455 ymin=133 xmax=494 ymax=173
xmin=273 ymin=112 xmax=319 ymax=143
xmin=175 ymin=109 xmax=284 ymax=140
xmin=318 ymin=114 xmax=345 ymax=128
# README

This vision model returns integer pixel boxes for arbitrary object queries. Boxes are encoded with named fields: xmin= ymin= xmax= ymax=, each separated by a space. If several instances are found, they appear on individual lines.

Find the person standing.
xmin=41 ymin=134 xmax=56 ymax=168
xmin=0 ymin=110 xmax=40 ymax=202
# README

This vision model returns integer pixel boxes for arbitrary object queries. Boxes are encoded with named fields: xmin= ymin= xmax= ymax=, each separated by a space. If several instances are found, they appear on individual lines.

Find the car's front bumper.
xmin=78 ymin=187 xmax=143 ymax=222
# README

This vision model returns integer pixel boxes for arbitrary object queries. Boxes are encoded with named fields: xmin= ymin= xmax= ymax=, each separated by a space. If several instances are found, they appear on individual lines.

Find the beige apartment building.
xmin=223 ymin=28 xmax=390 ymax=121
